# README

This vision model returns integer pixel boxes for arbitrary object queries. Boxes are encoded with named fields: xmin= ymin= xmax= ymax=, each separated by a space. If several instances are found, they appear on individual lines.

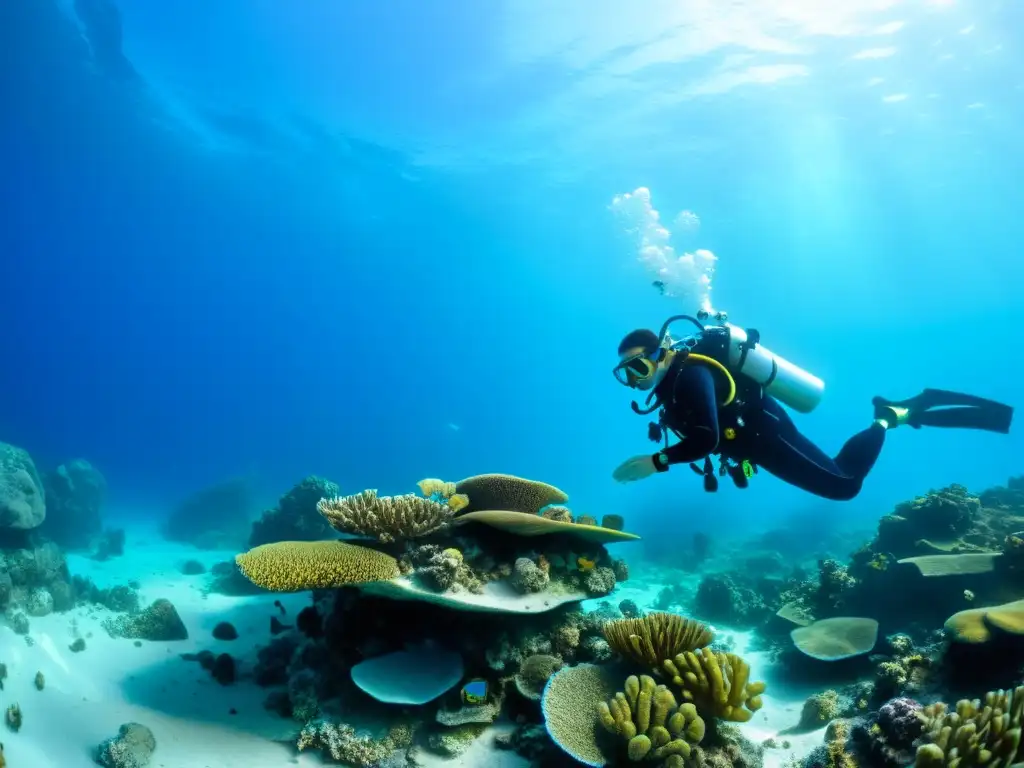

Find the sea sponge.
xmin=662 ymin=648 xmax=766 ymax=723
xmin=235 ymin=541 xmax=400 ymax=592
xmin=317 ymin=489 xmax=455 ymax=543
xmin=597 ymin=674 xmax=706 ymax=764
xmin=454 ymin=473 xmax=569 ymax=514
xmin=604 ymin=613 xmax=714 ymax=668
xmin=914 ymin=686 xmax=1024 ymax=766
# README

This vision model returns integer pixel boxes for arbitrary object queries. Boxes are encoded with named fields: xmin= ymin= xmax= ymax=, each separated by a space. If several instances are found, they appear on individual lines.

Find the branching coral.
xmin=317 ymin=489 xmax=455 ymax=543
xmin=661 ymin=648 xmax=766 ymax=723
xmin=914 ymin=686 xmax=1024 ymax=766
xmin=597 ymin=674 xmax=706 ymax=766
xmin=604 ymin=613 xmax=714 ymax=668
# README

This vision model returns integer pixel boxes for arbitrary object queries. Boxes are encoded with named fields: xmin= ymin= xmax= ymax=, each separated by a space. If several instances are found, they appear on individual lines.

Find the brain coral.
xmin=235 ymin=541 xmax=400 ymax=592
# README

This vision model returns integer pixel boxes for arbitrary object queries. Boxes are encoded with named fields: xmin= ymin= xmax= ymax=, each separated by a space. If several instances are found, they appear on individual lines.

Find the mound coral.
xmin=914 ymin=686 xmax=1024 ymax=766
xmin=944 ymin=598 xmax=1024 ymax=644
xmin=235 ymin=541 xmax=400 ymax=592
xmin=662 ymin=648 xmax=766 ymax=723
xmin=317 ymin=489 xmax=455 ymax=543
xmin=597 ymin=674 xmax=706 ymax=765
xmin=452 ymin=473 xmax=569 ymax=515
xmin=604 ymin=613 xmax=714 ymax=668
xmin=515 ymin=654 xmax=563 ymax=701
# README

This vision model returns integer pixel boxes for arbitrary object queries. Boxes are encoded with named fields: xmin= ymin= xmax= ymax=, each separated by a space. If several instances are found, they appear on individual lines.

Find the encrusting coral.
xmin=235 ymin=541 xmax=400 ymax=591
xmin=317 ymin=489 xmax=457 ymax=543
xmin=662 ymin=648 xmax=766 ymax=723
xmin=297 ymin=720 xmax=414 ymax=766
xmin=913 ymin=686 xmax=1024 ymax=766
xmin=604 ymin=613 xmax=715 ymax=668
xmin=597 ymin=674 xmax=706 ymax=765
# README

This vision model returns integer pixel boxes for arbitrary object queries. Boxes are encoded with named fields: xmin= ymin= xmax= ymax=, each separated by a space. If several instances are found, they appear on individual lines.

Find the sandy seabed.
xmin=0 ymin=537 xmax=826 ymax=768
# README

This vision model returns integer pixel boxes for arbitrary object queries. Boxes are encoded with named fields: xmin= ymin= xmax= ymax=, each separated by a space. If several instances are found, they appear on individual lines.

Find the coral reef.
xmin=248 ymin=475 xmax=339 ymax=547
xmin=790 ymin=617 xmax=879 ymax=661
xmin=317 ymin=489 xmax=456 ymax=543
xmin=914 ymin=686 xmax=1024 ymax=765
xmin=695 ymin=573 xmax=773 ymax=629
xmin=95 ymin=722 xmax=156 ymax=768
xmin=238 ymin=471 xmax=643 ymax=765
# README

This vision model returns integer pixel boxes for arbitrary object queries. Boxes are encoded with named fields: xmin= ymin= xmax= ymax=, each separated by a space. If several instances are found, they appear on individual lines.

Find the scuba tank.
xmin=720 ymin=322 xmax=824 ymax=414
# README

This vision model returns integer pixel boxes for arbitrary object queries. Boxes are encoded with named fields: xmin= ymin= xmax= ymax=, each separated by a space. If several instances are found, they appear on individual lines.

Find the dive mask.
xmin=613 ymin=350 xmax=662 ymax=387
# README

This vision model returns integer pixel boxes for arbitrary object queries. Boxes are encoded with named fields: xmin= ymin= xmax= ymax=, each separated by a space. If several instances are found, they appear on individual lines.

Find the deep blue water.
xmin=2 ymin=0 xmax=1022 ymax=543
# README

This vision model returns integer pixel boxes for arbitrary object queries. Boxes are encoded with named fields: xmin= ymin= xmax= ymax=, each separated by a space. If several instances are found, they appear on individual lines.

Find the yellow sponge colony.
xmin=235 ymin=540 xmax=401 ymax=592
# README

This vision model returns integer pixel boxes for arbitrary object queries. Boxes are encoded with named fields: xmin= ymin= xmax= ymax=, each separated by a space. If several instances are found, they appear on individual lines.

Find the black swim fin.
xmin=872 ymin=389 xmax=1014 ymax=434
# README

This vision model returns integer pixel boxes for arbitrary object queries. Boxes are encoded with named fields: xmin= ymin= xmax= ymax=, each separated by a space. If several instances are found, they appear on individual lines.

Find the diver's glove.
xmin=612 ymin=455 xmax=660 ymax=483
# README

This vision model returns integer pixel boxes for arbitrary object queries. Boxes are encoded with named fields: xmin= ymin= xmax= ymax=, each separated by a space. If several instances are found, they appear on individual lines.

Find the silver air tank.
xmin=725 ymin=324 xmax=825 ymax=413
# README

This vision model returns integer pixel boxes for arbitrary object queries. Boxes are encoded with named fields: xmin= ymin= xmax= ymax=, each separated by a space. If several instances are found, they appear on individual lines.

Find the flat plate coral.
xmin=358 ymin=576 xmax=587 ymax=614
xmin=454 ymin=510 xmax=641 ymax=543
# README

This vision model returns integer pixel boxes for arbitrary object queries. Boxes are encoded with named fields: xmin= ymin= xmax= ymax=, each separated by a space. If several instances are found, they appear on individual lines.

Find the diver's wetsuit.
xmin=651 ymin=358 xmax=886 ymax=501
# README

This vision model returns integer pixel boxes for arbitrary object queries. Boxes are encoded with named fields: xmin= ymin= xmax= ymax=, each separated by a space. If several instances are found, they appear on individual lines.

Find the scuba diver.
xmin=611 ymin=312 xmax=1014 ymax=501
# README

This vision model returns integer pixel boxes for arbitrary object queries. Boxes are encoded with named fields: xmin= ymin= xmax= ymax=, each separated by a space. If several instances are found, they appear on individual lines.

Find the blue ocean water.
xmin=2 ymin=0 xmax=1022 ymax=548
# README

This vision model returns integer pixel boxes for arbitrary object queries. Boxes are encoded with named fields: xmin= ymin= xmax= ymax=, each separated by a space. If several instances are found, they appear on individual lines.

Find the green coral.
xmin=796 ymin=690 xmax=840 ymax=731
xmin=661 ymin=648 xmax=766 ymax=723
xmin=597 ymin=674 xmax=706 ymax=766
xmin=914 ymin=686 xmax=1024 ymax=766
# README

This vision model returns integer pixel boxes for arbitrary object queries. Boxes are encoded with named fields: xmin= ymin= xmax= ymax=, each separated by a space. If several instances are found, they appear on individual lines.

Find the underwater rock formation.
xmin=102 ymin=598 xmax=188 ymax=641
xmin=248 ymin=475 xmax=339 ymax=547
xmin=162 ymin=477 xmax=251 ymax=549
xmin=95 ymin=722 xmax=156 ymax=768
xmin=40 ymin=458 xmax=106 ymax=548
xmin=0 ymin=441 xmax=46 ymax=530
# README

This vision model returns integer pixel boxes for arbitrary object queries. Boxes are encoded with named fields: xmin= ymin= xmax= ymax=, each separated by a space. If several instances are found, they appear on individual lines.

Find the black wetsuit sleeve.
xmin=653 ymin=364 xmax=720 ymax=470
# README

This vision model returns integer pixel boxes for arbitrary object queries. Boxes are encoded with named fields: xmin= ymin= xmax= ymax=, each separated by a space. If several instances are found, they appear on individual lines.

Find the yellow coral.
xmin=417 ymin=478 xmax=456 ymax=498
xmin=604 ymin=613 xmax=714 ymax=668
xmin=577 ymin=556 xmax=596 ymax=572
xmin=597 ymin=674 xmax=706 ymax=763
xmin=235 ymin=541 xmax=400 ymax=592
xmin=944 ymin=599 xmax=1024 ymax=644
xmin=447 ymin=493 xmax=469 ymax=512
xmin=662 ymin=648 xmax=766 ymax=723
xmin=317 ymin=489 xmax=455 ymax=543
xmin=914 ymin=686 xmax=1024 ymax=766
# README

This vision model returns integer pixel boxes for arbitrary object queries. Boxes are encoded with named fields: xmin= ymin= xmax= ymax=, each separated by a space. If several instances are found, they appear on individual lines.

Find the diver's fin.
xmin=873 ymin=389 xmax=1014 ymax=434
